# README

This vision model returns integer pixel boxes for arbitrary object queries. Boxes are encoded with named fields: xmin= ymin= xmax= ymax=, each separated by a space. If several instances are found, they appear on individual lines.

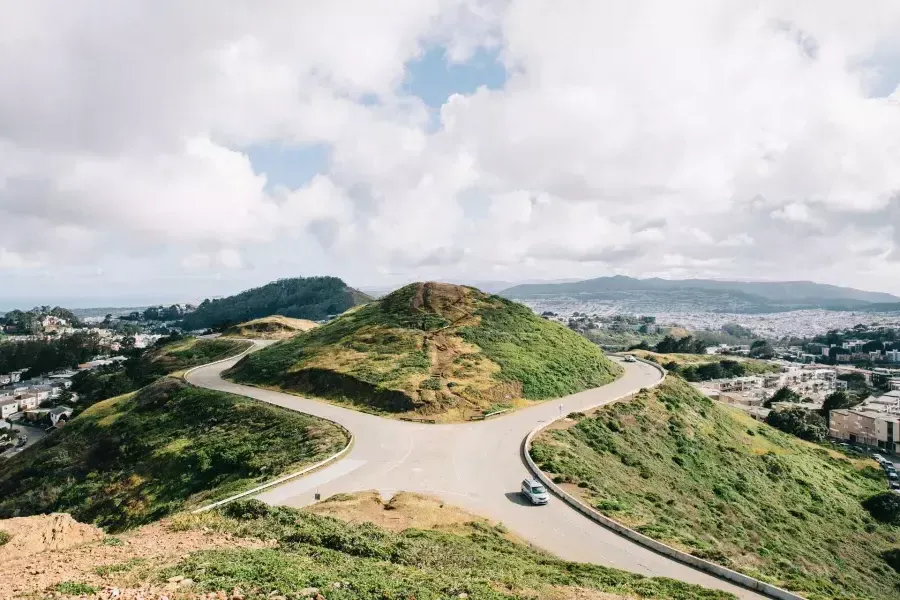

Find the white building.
xmin=0 ymin=398 xmax=18 ymax=419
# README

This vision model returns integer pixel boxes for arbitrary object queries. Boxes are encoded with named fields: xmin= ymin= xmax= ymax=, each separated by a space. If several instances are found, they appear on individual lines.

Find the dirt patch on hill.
xmin=226 ymin=316 xmax=319 ymax=340
xmin=0 ymin=513 xmax=104 ymax=560
xmin=305 ymin=490 xmax=484 ymax=533
xmin=0 ymin=516 xmax=269 ymax=600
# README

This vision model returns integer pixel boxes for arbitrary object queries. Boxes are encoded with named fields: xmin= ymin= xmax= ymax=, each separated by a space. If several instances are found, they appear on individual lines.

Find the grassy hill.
xmin=224 ymin=315 xmax=318 ymax=340
xmin=226 ymin=282 xmax=622 ymax=421
xmin=629 ymin=350 xmax=780 ymax=380
xmin=531 ymin=377 xmax=899 ymax=600
xmin=0 ymin=378 xmax=347 ymax=532
xmin=180 ymin=276 xmax=372 ymax=331
xmin=4 ymin=494 xmax=732 ymax=600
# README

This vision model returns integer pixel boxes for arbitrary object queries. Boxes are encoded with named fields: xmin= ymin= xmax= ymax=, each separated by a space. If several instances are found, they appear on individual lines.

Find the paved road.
xmin=0 ymin=422 xmax=48 ymax=460
xmin=188 ymin=349 xmax=764 ymax=599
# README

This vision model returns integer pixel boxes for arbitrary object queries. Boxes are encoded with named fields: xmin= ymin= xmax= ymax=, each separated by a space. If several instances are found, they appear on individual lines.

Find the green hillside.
xmin=180 ymin=276 xmax=372 ymax=331
xmin=531 ymin=377 xmax=899 ymax=600
xmin=227 ymin=282 xmax=622 ymax=421
xmin=165 ymin=499 xmax=733 ymax=600
xmin=0 ymin=378 xmax=347 ymax=532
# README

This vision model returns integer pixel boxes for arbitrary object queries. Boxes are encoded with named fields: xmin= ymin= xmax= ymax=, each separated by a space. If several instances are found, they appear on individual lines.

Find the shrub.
xmin=54 ymin=582 xmax=97 ymax=595
xmin=0 ymin=530 xmax=9 ymax=546
xmin=882 ymin=548 xmax=900 ymax=573
xmin=862 ymin=492 xmax=900 ymax=525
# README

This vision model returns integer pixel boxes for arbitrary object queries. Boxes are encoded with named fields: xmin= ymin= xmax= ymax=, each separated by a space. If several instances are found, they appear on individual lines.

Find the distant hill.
xmin=179 ymin=276 xmax=372 ymax=331
xmin=501 ymin=276 xmax=900 ymax=313
xmin=224 ymin=315 xmax=319 ymax=339
xmin=226 ymin=282 xmax=622 ymax=421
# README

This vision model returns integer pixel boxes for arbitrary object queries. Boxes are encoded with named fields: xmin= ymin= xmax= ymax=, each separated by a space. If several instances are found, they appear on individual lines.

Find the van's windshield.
xmin=531 ymin=485 xmax=547 ymax=494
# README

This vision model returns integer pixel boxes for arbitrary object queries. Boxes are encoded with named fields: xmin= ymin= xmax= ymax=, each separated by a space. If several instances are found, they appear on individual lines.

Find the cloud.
xmin=3 ymin=0 xmax=900 ymax=299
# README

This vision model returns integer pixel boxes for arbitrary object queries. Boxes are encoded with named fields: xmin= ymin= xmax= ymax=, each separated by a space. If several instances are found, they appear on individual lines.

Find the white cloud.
xmin=2 ymin=0 xmax=900 ymax=299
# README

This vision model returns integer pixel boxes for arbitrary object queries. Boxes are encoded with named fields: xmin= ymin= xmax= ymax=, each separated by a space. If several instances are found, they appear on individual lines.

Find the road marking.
xmin=256 ymin=459 xmax=367 ymax=505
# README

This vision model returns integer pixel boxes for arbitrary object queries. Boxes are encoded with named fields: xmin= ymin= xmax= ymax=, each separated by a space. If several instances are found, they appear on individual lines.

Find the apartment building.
xmin=830 ymin=409 xmax=899 ymax=454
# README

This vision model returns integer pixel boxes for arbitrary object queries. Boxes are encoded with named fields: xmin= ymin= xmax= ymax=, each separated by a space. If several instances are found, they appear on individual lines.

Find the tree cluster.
xmin=178 ymin=276 xmax=365 ymax=331
xmin=0 ymin=306 xmax=82 ymax=333
xmin=765 ymin=406 xmax=828 ymax=442
xmin=654 ymin=335 xmax=706 ymax=354
xmin=669 ymin=359 xmax=751 ymax=381
xmin=0 ymin=332 xmax=103 ymax=377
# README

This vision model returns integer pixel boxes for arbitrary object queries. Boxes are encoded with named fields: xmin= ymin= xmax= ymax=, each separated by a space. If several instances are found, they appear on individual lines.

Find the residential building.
xmin=830 ymin=409 xmax=899 ymax=454
xmin=0 ymin=375 xmax=9 ymax=385
xmin=49 ymin=406 xmax=73 ymax=426
xmin=886 ymin=349 xmax=900 ymax=363
xmin=890 ymin=378 xmax=900 ymax=391
xmin=0 ymin=398 xmax=19 ymax=419
xmin=17 ymin=394 xmax=39 ymax=411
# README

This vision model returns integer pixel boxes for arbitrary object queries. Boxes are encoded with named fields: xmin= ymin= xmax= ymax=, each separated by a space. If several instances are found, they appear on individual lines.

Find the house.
xmin=48 ymin=406 xmax=73 ymax=426
xmin=829 ymin=409 xmax=899 ymax=454
xmin=0 ymin=398 xmax=19 ymax=419
xmin=9 ymin=369 xmax=26 ymax=383
xmin=0 ymin=375 xmax=9 ymax=385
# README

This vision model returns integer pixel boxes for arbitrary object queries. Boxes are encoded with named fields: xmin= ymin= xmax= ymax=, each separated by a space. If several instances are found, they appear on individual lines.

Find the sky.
xmin=2 ymin=0 xmax=900 ymax=307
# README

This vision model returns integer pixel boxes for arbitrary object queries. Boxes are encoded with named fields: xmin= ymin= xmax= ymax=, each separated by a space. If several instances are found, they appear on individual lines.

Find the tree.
xmin=749 ymin=340 xmax=774 ymax=358
xmin=765 ymin=406 xmax=828 ymax=442
xmin=821 ymin=391 xmax=858 ymax=418
xmin=764 ymin=386 xmax=800 ymax=408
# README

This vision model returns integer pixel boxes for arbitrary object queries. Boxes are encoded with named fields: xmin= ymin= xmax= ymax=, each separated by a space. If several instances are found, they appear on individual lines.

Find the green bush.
xmin=0 ymin=530 xmax=9 ymax=546
xmin=54 ymin=582 xmax=97 ymax=595
xmin=863 ymin=492 xmax=900 ymax=525
xmin=882 ymin=548 xmax=900 ymax=573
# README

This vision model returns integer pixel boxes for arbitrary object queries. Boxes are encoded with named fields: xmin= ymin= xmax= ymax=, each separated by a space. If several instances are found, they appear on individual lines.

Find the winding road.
xmin=187 ymin=344 xmax=764 ymax=599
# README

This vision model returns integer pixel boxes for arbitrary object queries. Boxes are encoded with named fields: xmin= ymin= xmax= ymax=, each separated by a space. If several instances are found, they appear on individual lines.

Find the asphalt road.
xmin=0 ymin=422 xmax=47 ymax=460
xmin=187 ymin=349 xmax=765 ymax=599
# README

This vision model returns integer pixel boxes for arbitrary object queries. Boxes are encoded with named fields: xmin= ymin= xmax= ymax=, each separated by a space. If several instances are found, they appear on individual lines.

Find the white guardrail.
xmin=182 ymin=341 xmax=354 ymax=514
xmin=522 ymin=355 xmax=806 ymax=600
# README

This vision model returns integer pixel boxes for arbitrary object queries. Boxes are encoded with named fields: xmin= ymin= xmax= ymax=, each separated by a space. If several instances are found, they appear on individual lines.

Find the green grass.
xmin=530 ymin=377 xmax=900 ymax=600
xmin=162 ymin=500 xmax=733 ymax=600
xmin=0 ymin=530 xmax=9 ymax=546
xmin=146 ymin=337 xmax=252 ymax=374
xmin=227 ymin=282 xmax=621 ymax=419
xmin=0 ymin=378 xmax=347 ymax=532
xmin=53 ymin=582 xmax=97 ymax=595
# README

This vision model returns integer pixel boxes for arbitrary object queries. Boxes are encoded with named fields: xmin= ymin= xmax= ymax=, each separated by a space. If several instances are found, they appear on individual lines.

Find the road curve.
xmin=187 ymin=347 xmax=765 ymax=600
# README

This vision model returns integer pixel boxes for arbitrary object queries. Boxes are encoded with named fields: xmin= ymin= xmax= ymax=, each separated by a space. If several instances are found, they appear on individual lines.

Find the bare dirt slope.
xmin=224 ymin=316 xmax=319 ymax=340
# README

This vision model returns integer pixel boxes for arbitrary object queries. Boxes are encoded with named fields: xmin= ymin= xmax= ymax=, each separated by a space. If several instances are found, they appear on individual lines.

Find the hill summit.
xmin=227 ymin=282 xmax=622 ymax=420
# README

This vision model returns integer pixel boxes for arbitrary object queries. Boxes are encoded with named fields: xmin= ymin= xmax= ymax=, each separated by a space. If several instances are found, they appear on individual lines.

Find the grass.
xmin=146 ymin=337 xmax=252 ymax=375
xmin=53 ymin=582 xmax=97 ymax=595
xmin=227 ymin=282 xmax=621 ymax=420
xmin=530 ymin=377 xmax=900 ymax=600
xmin=160 ymin=499 xmax=733 ymax=600
xmin=224 ymin=316 xmax=319 ymax=340
xmin=0 ymin=378 xmax=347 ymax=532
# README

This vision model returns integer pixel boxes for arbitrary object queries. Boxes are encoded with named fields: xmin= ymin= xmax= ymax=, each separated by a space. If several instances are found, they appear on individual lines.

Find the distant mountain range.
xmin=500 ymin=276 xmax=900 ymax=313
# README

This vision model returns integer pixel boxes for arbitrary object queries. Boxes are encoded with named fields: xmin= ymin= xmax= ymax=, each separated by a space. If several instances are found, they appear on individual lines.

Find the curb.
xmin=522 ymin=356 xmax=806 ymax=600
xmin=183 ymin=340 xmax=355 ymax=514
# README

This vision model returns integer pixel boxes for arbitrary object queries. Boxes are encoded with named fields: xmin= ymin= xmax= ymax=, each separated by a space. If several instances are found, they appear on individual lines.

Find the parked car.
xmin=15 ymin=435 xmax=27 ymax=448
xmin=521 ymin=478 xmax=550 ymax=505
xmin=890 ymin=480 xmax=900 ymax=490
xmin=873 ymin=454 xmax=886 ymax=464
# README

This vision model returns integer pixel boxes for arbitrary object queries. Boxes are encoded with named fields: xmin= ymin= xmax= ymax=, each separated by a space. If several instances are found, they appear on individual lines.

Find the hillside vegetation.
xmin=0 ymin=379 xmax=347 ymax=532
xmin=224 ymin=315 xmax=318 ymax=340
xmin=3 ymin=494 xmax=732 ymax=600
xmin=227 ymin=282 xmax=621 ymax=420
xmin=71 ymin=336 xmax=251 ymax=406
xmin=180 ymin=276 xmax=371 ymax=331
xmin=531 ymin=378 xmax=900 ymax=600
xmin=630 ymin=350 xmax=779 ymax=381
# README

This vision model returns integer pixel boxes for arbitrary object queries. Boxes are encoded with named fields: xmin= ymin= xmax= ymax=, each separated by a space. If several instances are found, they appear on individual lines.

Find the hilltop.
xmin=227 ymin=282 xmax=622 ymax=420
xmin=531 ymin=377 xmax=900 ymax=600
xmin=502 ymin=275 xmax=900 ymax=313
xmin=224 ymin=315 xmax=318 ymax=340
xmin=0 ymin=378 xmax=347 ymax=531
xmin=1 ymin=494 xmax=732 ymax=600
xmin=179 ymin=276 xmax=371 ymax=332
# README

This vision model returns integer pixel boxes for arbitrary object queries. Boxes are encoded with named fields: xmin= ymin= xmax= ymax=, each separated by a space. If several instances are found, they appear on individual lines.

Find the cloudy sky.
xmin=2 ymin=0 xmax=900 ymax=307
